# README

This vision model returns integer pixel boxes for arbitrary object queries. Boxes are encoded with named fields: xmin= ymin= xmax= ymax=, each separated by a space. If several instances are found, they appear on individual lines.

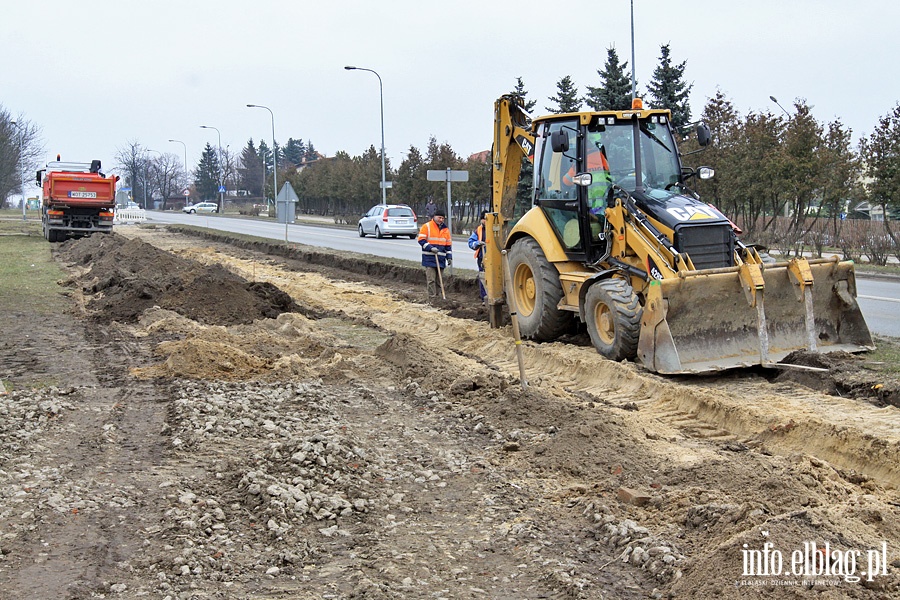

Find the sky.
xmin=3 ymin=0 xmax=899 ymax=179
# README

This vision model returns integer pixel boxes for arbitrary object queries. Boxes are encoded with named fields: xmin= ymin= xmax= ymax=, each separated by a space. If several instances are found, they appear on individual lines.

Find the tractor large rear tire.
xmin=584 ymin=278 xmax=642 ymax=361
xmin=507 ymin=237 xmax=572 ymax=341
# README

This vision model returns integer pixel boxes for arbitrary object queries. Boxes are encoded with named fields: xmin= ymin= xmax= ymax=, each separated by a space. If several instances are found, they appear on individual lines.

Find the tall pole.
xmin=630 ymin=0 xmax=636 ymax=101
xmin=247 ymin=104 xmax=277 ymax=208
xmin=168 ymin=139 xmax=188 ymax=175
xmin=769 ymin=95 xmax=792 ymax=119
xmin=345 ymin=65 xmax=386 ymax=202
xmin=169 ymin=139 xmax=188 ymax=203
xmin=200 ymin=125 xmax=223 ymax=209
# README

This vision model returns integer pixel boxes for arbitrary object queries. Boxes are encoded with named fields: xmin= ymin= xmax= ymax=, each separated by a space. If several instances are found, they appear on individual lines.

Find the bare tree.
xmin=1 ymin=106 xmax=44 ymax=208
xmin=149 ymin=153 xmax=184 ymax=210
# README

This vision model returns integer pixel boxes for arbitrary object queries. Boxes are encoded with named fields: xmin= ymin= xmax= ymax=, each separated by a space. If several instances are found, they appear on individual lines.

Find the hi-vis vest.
xmin=417 ymin=220 xmax=452 ymax=267
xmin=472 ymin=224 xmax=485 ymax=260
xmin=418 ymin=220 xmax=451 ymax=249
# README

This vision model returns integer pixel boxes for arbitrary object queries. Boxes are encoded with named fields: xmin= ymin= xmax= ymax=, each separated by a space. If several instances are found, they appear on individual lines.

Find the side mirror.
xmin=572 ymin=173 xmax=592 ymax=187
xmin=698 ymin=167 xmax=715 ymax=180
xmin=696 ymin=123 xmax=711 ymax=147
xmin=35 ymin=169 xmax=44 ymax=187
xmin=551 ymin=130 xmax=569 ymax=153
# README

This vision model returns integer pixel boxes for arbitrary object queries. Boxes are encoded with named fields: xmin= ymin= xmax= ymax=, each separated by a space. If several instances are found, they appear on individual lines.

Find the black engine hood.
xmin=631 ymin=189 xmax=731 ymax=231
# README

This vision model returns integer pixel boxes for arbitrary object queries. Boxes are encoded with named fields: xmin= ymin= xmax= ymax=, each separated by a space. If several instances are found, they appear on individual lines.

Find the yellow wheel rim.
xmin=595 ymin=302 xmax=615 ymax=346
xmin=514 ymin=263 xmax=536 ymax=316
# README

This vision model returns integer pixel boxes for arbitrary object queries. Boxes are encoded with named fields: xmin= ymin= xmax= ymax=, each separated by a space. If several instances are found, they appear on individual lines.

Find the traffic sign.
xmin=427 ymin=169 xmax=469 ymax=182
xmin=183 ymin=189 xmax=190 ymax=197
xmin=218 ymin=185 xmax=226 ymax=193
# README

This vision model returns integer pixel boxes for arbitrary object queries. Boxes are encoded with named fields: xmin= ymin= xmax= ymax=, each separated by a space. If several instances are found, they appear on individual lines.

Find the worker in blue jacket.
xmin=467 ymin=211 xmax=487 ymax=303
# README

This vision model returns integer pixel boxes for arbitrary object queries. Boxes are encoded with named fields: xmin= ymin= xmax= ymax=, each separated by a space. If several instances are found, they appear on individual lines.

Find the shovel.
xmin=435 ymin=252 xmax=447 ymax=299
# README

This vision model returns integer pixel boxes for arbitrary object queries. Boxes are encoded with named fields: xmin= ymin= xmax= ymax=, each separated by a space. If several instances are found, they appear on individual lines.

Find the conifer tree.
xmin=283 ymin=138 xmax=306 ymax=166
xmin=647 ymin=44 xmax=693 ymax=130
xmin=194 ymin=143 xmax=220 ymax=202
xmin=585 ymin=47 xmax=634 ymax=111
xmin=238 ymin=139 xmax=263 ymax=197
xmin=546 ymin=76 xmax=582 ymax=114
xmin=510 ymin=76 xmax=536 ymax=112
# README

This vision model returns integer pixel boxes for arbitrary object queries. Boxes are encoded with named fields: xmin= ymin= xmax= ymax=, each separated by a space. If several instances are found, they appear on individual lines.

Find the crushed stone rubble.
xmin=2 ymin=362 xmax=897 ymax=600
xmin=0 ymin=387 xmax=78 ymax=525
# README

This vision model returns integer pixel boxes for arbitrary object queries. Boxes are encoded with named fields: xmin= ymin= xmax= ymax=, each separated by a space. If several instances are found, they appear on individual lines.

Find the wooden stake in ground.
xmin=501 ymin=250 xmax=528 ymax=390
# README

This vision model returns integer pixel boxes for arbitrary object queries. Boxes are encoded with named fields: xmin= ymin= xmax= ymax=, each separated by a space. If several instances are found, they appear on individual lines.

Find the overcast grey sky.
xmin=4 ymin=0 xmax=898 ymax=174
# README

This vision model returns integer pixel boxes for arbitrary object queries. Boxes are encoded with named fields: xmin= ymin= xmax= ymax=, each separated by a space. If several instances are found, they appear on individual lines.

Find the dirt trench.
xmin=0 ymin=227 xmax=898 ymax=599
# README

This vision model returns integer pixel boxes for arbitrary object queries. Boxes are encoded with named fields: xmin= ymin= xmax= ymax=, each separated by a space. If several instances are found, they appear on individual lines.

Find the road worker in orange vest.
xmin=467 ymin=210 xmax=487 ymax=303
xmin=417 ymin=208 xmax=453 ymax=298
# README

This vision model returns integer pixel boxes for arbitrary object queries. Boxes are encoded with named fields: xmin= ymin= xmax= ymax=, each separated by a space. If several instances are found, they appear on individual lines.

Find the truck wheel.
xmin=507 ymin=237 xmax=572 ymax=341
xmin=47 ymin=229 xmax=58 ymax=243
xmin=584 ymin=278 xmax=641 ymax=361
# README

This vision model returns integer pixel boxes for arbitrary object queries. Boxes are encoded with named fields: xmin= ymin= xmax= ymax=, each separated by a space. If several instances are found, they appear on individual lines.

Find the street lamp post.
xmin=345 ymin=65 xmax=386 ymax=203
xmin=246 ymin=104 xmax=277 ymax=209
xmin=168 ymin=139 xmax=187 ymax=176
xmin=200 ymin=125 xmax=224 ymax=209
xmin=168 ymin=139 xmax=188 ymax=204
xmin=769 ymin=95 xmax=791 ymax=119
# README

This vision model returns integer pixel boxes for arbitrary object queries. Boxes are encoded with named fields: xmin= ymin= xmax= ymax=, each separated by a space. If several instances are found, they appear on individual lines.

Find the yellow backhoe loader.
xmin=484 ymin=95 xmax=873 ymax=374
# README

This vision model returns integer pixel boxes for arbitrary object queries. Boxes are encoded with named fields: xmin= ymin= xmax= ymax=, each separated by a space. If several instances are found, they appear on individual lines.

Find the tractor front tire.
xmin=584 ymin=278 xmax=641 ymax=361
xmin=507 ymin=237 xmax=572 ymax=341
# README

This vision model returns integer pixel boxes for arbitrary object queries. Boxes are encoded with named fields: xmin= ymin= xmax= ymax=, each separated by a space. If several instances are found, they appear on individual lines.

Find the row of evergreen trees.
xmin=188 ymin=44 xmax=693 ymax=225
xmin=172 ymin=42 xmax=898 ymax=257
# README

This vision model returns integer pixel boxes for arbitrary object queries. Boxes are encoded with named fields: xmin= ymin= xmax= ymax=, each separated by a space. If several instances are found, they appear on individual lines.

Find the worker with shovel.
xmin=417 ymin=208 xmax=453 ymax=300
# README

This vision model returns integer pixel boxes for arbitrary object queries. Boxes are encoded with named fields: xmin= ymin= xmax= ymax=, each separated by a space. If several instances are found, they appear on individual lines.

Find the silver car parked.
xmin=358 ymin=204 xmax=418 ymax=238
xmin=182 ymin=201 xmax=219 ymax=214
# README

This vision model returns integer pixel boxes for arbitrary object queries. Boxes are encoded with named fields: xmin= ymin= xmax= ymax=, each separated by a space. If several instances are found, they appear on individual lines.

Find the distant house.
xmin=468 ymin=150 xmax=490 ymax=163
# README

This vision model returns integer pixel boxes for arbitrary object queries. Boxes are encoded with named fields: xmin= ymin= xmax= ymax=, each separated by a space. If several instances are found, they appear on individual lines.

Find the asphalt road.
xmin=143 ymin=211 xmax=480 ymax=272
xmin=857 ymin=278 xmax=900 ymax=338
xmin=140 ymin=211 xmax=899 ymax=339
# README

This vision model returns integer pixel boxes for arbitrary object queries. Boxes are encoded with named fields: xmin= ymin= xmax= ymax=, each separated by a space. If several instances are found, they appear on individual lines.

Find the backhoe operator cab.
xmin=487 ymin=95 xmax=872 ymax=374
xmin=528 ymin=105 xmax=715 ymax=266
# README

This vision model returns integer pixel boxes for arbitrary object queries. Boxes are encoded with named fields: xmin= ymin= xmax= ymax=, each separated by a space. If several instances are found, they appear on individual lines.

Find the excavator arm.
xmin=485 ymin=95 xmax=536 ymax=326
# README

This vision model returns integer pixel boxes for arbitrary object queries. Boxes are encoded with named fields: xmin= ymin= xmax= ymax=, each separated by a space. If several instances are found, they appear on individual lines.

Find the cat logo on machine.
xmin=516 ymin=135 xmax=535 ymax=160
xmin=667 ymin=205 xmax=720 ymax=222
xmin=647 ymin=257 xmax=665 ymax=281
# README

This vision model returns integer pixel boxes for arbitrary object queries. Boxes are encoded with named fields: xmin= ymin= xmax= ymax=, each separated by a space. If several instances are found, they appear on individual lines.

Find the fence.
xmin=114 ymin=207 xmax=147 ymax=224
xmin=738 ymin=215 xmax=899 ymax=265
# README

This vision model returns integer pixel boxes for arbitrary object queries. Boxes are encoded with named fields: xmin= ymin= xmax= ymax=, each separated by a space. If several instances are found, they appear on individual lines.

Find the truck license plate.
xmin=69 ymin=191 xmax=97 ymax=198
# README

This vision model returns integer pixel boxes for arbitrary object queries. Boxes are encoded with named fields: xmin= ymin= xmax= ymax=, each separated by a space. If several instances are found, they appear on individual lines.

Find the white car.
xmin=358 ymin=204 xmax=418 ymax=238
xmin=183 ymin=202 xmax=219 ymax=214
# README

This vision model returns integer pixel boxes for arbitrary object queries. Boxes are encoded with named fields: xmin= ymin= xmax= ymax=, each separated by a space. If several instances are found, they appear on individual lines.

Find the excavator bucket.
xmin=638 ymin=257 xmax=874 ymax=374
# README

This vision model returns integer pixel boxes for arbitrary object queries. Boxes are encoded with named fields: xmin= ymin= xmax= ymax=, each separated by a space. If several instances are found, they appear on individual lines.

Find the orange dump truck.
xmin=36 ymin=159 xmax=118 ymax=242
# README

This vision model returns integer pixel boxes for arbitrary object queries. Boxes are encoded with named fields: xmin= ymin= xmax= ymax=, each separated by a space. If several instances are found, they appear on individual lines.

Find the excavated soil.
xmin=0 ymin=227 xmax=898 ymax=600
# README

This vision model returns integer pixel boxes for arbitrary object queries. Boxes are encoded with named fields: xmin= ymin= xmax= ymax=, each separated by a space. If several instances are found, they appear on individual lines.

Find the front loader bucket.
xmin=638 ymin=258 xmax=874 ymax=374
